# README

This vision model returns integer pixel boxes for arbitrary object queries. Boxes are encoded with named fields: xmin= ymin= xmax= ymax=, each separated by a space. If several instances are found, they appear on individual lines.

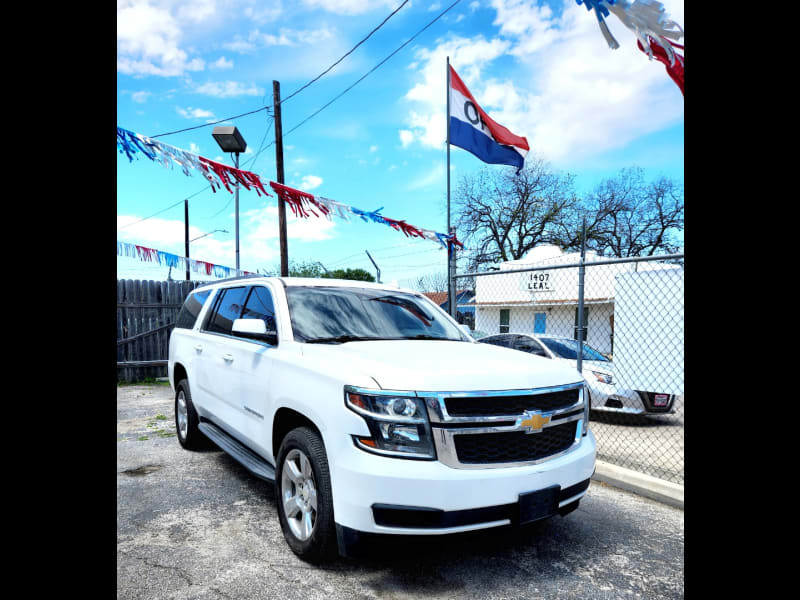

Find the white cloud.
xmin=177 ymin=106 xmax=216 ymax=120
xmin=131 ymin=91 xmax=151 ymax=103
xmin=116 ymin=0 xmax=208 ymax=77
xmin=189 ymin=142 xmax=201 ymax=154
xmin=299 ymin=175 xmax=323 ymax=190
xmin=210 ymin=56 xmax=234 ymax=70
xmin=400 ymin=0 xmax=684 ymax=161
xmin=369 ymin=145 xmax=378 ymax=153
xmin=300 ymin=0 xmax=396 ymax=15
xmin=195 ymin=80 xmax=264 ymax=98
xmin=243 ymin=205 xmax=337 ymax=243
xmin=244 ymin=0 xmax=283 ymax=24
xmin=408 ymin=162 xmax=446 ymax=191
xmin=176 ymin=0 xmax=217 ymax=22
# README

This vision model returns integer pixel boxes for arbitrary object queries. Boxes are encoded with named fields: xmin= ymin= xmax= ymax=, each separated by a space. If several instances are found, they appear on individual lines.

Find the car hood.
xmin=301 ymin=340 xmax=584 ymax=392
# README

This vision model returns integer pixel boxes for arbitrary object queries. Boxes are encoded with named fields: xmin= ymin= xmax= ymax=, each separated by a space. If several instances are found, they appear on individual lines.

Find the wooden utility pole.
xmin=184 ymin=199 xmax=190 ymax=281
xmin=273 ymin=80 xmax=289 ymax=277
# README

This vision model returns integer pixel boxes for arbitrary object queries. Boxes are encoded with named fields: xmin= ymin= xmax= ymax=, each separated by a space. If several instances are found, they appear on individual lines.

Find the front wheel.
xmin=275 ymin=427 xmax=336 ymax=562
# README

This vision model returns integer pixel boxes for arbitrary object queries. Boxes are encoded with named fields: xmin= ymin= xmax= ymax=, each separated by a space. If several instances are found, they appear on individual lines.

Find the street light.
xmin=212 ymin=126 xmax=248 ymax=275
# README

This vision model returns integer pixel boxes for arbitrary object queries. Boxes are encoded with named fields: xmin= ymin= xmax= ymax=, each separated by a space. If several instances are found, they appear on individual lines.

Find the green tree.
xmin=323 ymin=268 xmax=375 ymax=282
xmin=258 ymin=261 xmax=375 ymax=282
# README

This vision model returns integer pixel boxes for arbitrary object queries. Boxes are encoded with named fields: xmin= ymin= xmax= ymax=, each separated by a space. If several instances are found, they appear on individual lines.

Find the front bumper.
xmin=330 ymin=429 xmax=596 ymax=535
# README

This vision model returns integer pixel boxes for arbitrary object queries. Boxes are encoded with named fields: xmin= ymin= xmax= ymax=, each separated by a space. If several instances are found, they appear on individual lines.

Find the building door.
xmin=534 ymin=312 xmax=546 ymax=334
xmin=574 ymin=306 xmax=589 ymax=341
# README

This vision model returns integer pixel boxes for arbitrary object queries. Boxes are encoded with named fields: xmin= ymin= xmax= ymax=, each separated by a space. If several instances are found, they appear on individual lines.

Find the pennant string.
xmin=268 ymin=182 xmax=463 ymax=250
xmin=117 ymin=126 xmax=272 ymax=197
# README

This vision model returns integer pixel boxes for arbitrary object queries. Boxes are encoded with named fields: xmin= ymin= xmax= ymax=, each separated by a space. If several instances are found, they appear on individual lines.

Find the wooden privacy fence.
xmin=117 ymin=279 xmax=204 ymax=382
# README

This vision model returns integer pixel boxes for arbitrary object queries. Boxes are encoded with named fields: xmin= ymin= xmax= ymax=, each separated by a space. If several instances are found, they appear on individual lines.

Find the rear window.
xmin=175 ymin=289 xmax=211 ymax=329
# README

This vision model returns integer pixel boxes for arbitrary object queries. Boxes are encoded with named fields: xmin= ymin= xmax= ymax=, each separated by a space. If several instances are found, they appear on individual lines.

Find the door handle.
xmin=194 ymin=344 xmax=203 ymax=352
xmin=223 ymin=354 xmax=234 ymax=362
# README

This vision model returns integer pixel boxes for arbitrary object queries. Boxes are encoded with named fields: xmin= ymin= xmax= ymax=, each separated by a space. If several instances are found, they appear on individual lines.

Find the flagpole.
xmin=446 ymin=56 xmax=457 ymax=319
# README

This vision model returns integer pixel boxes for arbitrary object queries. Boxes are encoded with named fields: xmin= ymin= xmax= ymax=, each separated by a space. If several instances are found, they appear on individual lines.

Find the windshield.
xmin=285 ymin=286 xmax=468 ymax=343
xmin=538 ymin=338 xmax=609 ymax=362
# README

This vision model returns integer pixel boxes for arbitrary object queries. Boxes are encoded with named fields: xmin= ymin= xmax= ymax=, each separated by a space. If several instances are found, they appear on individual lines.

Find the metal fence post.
xmin=448 ymin=226 xmax=457 ymax=319
xmin=576 ymin=217 xmax=587 ymax=374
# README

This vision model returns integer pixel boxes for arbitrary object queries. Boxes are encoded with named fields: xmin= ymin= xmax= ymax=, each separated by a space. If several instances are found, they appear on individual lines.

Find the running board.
xmin=199 ymin=421 xmax=276 ymax=482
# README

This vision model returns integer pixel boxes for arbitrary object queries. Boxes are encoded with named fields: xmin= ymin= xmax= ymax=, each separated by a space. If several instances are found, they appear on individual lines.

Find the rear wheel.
xmin=275 ymin=427 xmax=336 ymax=562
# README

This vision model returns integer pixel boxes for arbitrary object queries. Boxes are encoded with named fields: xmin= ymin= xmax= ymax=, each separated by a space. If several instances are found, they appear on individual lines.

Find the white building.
xmin=473 ymin=246 xmax=682 ymax=357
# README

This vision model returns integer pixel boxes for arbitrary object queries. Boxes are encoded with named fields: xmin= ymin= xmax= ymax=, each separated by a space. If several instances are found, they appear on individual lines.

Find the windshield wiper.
xmin=303 ymin=335 xmax=396 ymax=344
xmin=404 ymin=334 xmax=459 ymax=341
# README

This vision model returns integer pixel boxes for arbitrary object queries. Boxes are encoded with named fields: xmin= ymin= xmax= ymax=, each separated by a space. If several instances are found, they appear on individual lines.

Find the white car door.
xmin=195 ymin=285 xmax=251 ymax=431
xmin=232 ymin=284 xmax=279 ymax=457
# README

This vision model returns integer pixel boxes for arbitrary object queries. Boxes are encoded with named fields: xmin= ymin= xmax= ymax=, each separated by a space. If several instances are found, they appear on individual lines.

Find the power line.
xmin=117 ymin=190 xmax=202 ymax=231
xmin=266 ymin=0 xmax=464 ymax=149
xmin=145 ymin=0 xmax=409 ymax=140
xmin=149 ymin=106 xmax=272 ymax=139
xmin=281 ymin=0 xmax=410 ymax=105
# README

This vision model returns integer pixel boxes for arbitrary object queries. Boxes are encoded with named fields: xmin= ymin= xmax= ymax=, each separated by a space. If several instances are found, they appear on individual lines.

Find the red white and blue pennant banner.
xmin=117 ymin=241 xmax=255 ymax=278
xmin=118 ymin=127 xmax=463 ymax=250
xmin=117 ymin=127 xmax=272 ymax=197
xmin=269 ymin=182 xmax=464 ymax=250
xmin=577 ymin=0 xmax=684 ymax=94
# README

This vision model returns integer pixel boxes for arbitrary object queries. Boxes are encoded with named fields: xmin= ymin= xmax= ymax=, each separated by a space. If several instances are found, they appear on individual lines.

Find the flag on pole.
xmin=448 ymin=65 xmax=529 ymax=172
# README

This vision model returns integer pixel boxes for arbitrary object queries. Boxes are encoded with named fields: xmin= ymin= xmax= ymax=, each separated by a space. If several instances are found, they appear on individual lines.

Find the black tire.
xmin=175 ymin=379 xmax=205 ymax=450
xmin=275 ymin=427 xmax=336 ymax=562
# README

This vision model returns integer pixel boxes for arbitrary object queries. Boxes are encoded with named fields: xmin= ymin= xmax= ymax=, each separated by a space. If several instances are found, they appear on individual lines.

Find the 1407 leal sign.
xmin=521 ymin=272 xmax=555 ymax=292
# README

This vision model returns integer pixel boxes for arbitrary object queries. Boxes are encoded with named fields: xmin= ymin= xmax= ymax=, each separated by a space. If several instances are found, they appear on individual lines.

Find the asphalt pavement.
xmin=117 ymin=384 xmax=684 ymax=599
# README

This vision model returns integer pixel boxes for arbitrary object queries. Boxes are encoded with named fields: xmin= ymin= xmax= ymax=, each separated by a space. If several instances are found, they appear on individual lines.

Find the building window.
xmin=500 ymin=309 xmax=510 ymax=333
xmin=574 ymin=306 xmax=589 ymax=341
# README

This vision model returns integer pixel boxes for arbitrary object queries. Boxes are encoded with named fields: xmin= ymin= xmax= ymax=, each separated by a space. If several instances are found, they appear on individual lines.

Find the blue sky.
xmin=117 ymin=0 xmax=684 ymax=286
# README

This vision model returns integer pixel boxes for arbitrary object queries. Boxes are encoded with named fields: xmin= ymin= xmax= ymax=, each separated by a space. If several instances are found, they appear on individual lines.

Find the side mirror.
xmin=232 ymin=319 xmax=278 ymax=345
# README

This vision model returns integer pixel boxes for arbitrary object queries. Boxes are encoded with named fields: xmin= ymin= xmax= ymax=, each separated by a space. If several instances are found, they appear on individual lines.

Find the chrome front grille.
xmin=421 ymin=382 xmax=585 ymax=469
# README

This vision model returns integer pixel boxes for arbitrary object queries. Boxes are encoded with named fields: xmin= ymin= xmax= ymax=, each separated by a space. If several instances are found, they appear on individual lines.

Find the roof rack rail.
xmin=193 ymin=273 xmax=265 ymax=290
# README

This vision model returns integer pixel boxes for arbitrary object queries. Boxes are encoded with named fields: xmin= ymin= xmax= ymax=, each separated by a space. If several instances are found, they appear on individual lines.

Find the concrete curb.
xmin=592 ymin=460 xmax=684 ymax=509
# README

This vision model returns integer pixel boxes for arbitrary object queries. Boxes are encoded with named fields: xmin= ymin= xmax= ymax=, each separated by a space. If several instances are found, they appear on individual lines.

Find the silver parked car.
xmin=479 ymin=333 xmax=676 ymax=415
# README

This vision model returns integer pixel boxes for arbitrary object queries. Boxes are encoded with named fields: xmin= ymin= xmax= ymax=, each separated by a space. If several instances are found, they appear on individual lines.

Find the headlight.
xmin=345 ymin=387 xmax=435 ymax=459
xmin=591 ymin=371 xmax=613 ymax=384
xmin=582 ymin=384 xmax=590 ymax=436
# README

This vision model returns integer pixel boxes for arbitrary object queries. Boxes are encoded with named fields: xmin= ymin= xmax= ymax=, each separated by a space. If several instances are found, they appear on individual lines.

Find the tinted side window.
xmin=240 ymin=286 xmax=278 ymax=333
xmin=515 ymin=337 xmax=548 ymax=357
xmin=483 ymin=335 xmax=514 ymax=348
xmin=175 ymin=290 xmax=211 ymax=329
xmin=205 ymin=287 xmax=248 ymax=335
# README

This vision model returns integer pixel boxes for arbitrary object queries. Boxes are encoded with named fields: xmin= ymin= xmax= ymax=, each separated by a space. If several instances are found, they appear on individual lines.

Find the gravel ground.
xmin=117 ymin=384 xmax=684 ymax=599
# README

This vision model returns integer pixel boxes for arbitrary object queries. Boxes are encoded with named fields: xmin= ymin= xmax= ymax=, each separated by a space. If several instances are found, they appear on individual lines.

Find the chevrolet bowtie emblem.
xmin=517 ymin=411 xmax=551 ymax=433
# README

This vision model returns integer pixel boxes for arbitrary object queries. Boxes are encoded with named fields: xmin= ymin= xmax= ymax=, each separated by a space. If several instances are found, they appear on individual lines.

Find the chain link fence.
xmin=454 ymin=253 xmax=684 ymax=485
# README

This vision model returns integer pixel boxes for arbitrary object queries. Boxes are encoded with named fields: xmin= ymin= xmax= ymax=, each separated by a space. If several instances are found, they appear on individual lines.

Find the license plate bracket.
xmin=518 ymin=485 xmax=560 ymax=525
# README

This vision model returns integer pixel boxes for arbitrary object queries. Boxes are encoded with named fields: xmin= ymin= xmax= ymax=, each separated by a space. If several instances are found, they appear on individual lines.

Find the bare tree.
xmin=455 ymin=156 xmax=579 ymax=270
xmin=455 ymin=161 xmax=684 ymax=267
xmin=411 ymin=271 xmax=449 ymax=293
xmin=576 ymin=167 xmax=684 ymax=257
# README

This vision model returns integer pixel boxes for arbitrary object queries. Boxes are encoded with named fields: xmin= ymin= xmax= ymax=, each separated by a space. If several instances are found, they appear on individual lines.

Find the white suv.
xmin=169 ymin=277 xmax=596 ymax=561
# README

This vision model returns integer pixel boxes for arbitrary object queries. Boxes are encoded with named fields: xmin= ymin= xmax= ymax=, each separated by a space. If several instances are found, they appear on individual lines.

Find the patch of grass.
xmin=155 ymin=414 xmax=168 ymax=420
xmin=117 ymin=378 xmax=171 ymax=387
xmin=157 ymin=430 xmax=176 ymax=438
xmin=137 ymin=436 xmax=149 ymax=441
